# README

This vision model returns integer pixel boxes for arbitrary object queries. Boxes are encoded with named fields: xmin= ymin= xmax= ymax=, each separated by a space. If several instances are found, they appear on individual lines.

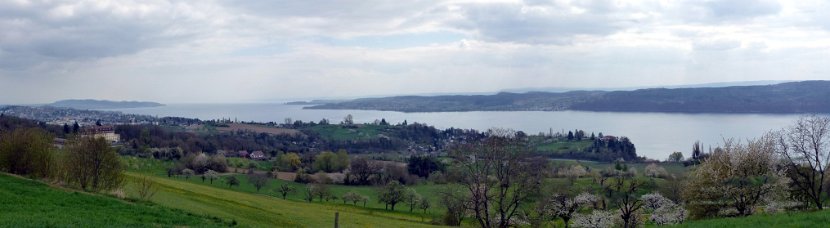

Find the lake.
xmin=110 ymin=103 xmax=807 ymax=160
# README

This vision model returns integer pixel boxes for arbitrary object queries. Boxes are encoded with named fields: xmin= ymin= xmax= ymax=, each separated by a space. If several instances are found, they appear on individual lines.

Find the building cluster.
xmin=1 ymin=105 xmax=157 ymax=126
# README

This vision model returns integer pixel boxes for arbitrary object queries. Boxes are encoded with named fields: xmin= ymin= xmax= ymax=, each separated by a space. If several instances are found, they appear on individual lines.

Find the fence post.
xmin=334 ymin=212 xmax=339 ymax=228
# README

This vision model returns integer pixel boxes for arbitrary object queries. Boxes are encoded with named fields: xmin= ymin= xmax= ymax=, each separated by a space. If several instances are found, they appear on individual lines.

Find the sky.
xmin=1 ymin=0 xmax=830 ymax=104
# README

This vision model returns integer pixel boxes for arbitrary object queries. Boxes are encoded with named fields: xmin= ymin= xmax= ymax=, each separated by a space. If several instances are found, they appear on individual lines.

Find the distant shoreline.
xmin=307 ymin=81 xmax=830 ymax=114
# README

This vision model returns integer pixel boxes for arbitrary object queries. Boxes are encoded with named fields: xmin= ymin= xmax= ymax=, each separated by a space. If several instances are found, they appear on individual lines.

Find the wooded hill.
xmin=308 ymin=81 xmax=830 ymax=113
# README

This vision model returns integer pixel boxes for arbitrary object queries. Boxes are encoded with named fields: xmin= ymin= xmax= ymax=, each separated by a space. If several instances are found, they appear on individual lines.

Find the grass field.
xmin=535 ymin=140 xmax=593 ymax=154
xmin=166 ymin=172 xmax=449 ymax=214
xmin=217 ymin=123 xmax=301 ymax=136
xmin=0 ymin=173 xmax=230 ymax=227
xmin=667 ymin=209 xmax=830 ymax=228
xmin=308 ymin=124 xmax=391 ymax=141
xmin=123 ymin=173 xmax=444 ymax=227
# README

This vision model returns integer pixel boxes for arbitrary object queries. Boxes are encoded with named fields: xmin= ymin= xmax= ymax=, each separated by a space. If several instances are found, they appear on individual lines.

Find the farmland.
xmin=122 ymin=172 xmax=442 ymax=227
xmin=0 ymin=173 xmax=230 ymax=227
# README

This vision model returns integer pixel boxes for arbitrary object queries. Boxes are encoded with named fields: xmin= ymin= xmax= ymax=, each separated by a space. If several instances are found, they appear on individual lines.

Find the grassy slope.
xmin=667 ymin=210 xmax=830 ymax=228
xmin=124 ymin=173 xmax=443 ymax=228
xmin=308 ymin=125 xmax=390 ymax=141
xmin=124 ymin=157 xmax=446 ymax=215
xmin=0 ymin=173 xmax=229 ymax=228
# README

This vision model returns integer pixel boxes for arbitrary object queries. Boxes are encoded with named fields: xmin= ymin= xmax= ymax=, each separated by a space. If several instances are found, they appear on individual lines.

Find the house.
xmin=82 ymin=125 xmax=120 ymax=144
xmin=238 ymin=150 xmax=249 ymax=158
xmin=250 ymin=151 xmax=266 ymax=160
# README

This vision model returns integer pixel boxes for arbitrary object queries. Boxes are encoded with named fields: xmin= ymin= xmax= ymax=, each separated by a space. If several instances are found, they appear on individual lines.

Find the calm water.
xmin=111 ymin=103 xmax=806 ymax=160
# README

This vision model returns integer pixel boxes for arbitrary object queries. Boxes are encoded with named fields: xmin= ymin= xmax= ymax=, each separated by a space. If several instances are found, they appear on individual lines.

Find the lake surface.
xmin=110 ymin=103 xmax=808 ymax=160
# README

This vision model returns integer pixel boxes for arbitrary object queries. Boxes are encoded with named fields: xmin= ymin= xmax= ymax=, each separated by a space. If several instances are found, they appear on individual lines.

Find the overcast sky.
xmin=1 ymin=0 xmax=829 ymax=104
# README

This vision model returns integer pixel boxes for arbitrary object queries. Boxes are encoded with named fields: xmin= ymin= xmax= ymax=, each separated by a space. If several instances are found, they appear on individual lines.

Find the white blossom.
xmin=640 ymin=193 xmax=687 ymax=225
xmin=572 ymin=210 xmax=617 ymax=228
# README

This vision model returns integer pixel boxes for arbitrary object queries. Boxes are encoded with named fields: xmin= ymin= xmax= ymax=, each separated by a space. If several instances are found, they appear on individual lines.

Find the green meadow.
xmin=0 ymin=173 xmax=230 ymax=228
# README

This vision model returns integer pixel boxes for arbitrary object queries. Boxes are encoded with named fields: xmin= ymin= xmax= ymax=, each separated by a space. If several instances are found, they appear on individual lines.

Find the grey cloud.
xmin=0 ymin=1 xmax=199 ymax=69
xmin=704 ymin=0 xmax=781 ymax=20
xmin=447 ymin=1 xmax=630 ymax=44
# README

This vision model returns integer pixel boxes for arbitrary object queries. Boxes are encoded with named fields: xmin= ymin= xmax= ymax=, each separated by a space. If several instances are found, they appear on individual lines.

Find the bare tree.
xmin=249 ymin=173 xmax=269 ymax=192
xmin=136 ymin=176 xmax=159 ymax=200
xmin=450 ymin=128 xmax=545 ymax=228
xmin=776 ymin=116 xmax=830 ymax=210
xmin=275 ymin=183 xmax=296 ymax=199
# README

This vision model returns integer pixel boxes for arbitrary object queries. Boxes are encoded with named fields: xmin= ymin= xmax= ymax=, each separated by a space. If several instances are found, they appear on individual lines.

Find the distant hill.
xmin=308 ymin=81 xmax=830 ymax=113
xmin=49 ymin=99 xmax=164 ymax=109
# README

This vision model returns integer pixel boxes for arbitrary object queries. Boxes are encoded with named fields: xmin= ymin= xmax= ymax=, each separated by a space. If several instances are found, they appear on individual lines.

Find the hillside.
xmin=122 ymin=172 xmax=441 ymax=227
xmin=308 ymin=81 xmax=830 ymax=113
xmin=0 ymin=173 xmax=230 ymax=227
xmin=49 ymin=99 xmax=164 ymax=109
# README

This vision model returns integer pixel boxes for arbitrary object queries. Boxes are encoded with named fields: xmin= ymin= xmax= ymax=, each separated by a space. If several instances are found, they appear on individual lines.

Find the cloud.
xmin=1 ymin=0 xmax=830 ymax=104
xmin=444 ymin=1 xmax=637 ymax=44
xmin=0 ymin=0 xmax=209 ymax=68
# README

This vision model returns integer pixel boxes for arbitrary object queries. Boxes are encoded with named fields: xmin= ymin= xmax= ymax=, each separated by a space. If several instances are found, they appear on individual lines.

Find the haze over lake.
xmin=111 ymin=103 xmax=806 ymax=160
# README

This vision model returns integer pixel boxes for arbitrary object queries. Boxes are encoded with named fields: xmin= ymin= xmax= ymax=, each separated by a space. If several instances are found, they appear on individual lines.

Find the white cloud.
xmin=0 ymin=0 xmax=829 ymax=103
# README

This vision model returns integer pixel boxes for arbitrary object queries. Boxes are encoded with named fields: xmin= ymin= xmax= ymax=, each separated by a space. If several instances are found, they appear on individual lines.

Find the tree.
xmin=304 ymin=184 xmax=315 ymax=202
xmin=209 ymin=154 xmax=228 ymax=172
xmin=418 ymin=197 xmax=431 ymax=214
xmin=609 ymin=175 xmax=646 ymax=228
xmin=314 ymin=151 xmax=341 ymax=172
xmin=344 ymin=114 xmax=354 ymax=125
xmin=667 ymin=152 xmax=684 ymax=163
xmin=408 ymin=155 xmax=443 ymax=178
xmin=449 ymin=128 xmax=546 ymax=228
xmin=683 ymin=135 xmax=786 ymax=218
xmin=72 ymin=122 xmax=80 ymax=134
xmin=549 ymin=193 xmax=597 ymax=227
xmin=550 ymin=192 xmax=598 ymax=228
xmin=378 ymin=181 xmax=407 ymax=211
xmin=691 ymin=141 xmax=703 ymax=164
xmin=644 ymin=163 xmax=668 ymax=178
xmin=182 ymin=168 xmax=195 ymax=179
xmin=64 ymin=137 xmax=124 ymax=192
xmin=405 ymin=189 xmax=423 ymax=212
xmin=275 ymin=183 xmax=296 ymax=199
xmin=276 ymin=152 xmax=302 ymax=172
xmin=226 ymin=175 xmax=240 ymax=188
xmin=63 ymin=123 xmax=70 ymax=134
xmin=136 ymin=176 xmax=159 ymax=201
xmin=572 ymin=210 xmax=617 ymax=228
xmin=349 ymin=157 xmax=380 ymax=185
xmin=205 ymin=170 xmax=219 ymax=184
xmin=775 ymin=116 xmax=830 ymax=210
xmin=641 ymin=193 xmax=686 ymax=225
xmin=310 ymin=183 xmax=331 ymax=202
xmin=249 ymin=173 xmax=269 ymax=192
xmin=334 ymin=150 xmax=350 ymax=172
xmin=0 ymin=128 xmax=54 ymax=178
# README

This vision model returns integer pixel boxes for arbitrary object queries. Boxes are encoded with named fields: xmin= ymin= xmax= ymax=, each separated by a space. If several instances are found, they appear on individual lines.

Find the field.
xmin=308 ymin=124 xmax=391 ymax=141
xmin=535 ymin=139 xmax=593 ymax=154
xmin=123 ymin=173 xmax=443 ymax=227
xmin=667 ymin=209 xmax=830 ymax=228
xmin=216 ymin=123 xmax=302 ymax=135
xmin=0 ymin=173 xmax=230 ymax=227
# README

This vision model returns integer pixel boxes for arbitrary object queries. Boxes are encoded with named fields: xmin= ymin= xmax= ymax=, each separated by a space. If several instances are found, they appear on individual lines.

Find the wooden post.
xmin=334 ymin=212 xmax=339 ymax=228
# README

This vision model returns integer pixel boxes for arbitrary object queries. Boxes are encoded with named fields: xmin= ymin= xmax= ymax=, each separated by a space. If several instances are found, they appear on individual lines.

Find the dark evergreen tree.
xmin=72 ymin=122 xmax=80 ymax=133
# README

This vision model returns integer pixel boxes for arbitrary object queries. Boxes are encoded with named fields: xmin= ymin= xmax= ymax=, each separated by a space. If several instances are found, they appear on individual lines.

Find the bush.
xmin=64 ymin=137 xmax=125 ymax=192
xmin=0 ymin=128 xmax=55 ymax=178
